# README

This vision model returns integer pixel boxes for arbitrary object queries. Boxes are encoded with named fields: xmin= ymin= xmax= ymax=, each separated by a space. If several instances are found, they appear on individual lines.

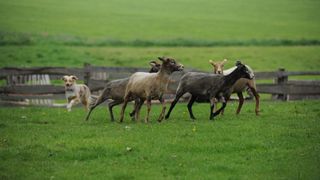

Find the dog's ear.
xmin=71 ymin=75 xmax=78 ymax=80
xmin=62 ymin=76 xmax=67 ymax=81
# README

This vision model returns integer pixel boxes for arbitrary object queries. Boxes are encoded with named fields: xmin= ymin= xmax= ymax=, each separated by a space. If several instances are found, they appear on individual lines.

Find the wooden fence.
xmin=0 ymin=64 xmax=319 ymax=106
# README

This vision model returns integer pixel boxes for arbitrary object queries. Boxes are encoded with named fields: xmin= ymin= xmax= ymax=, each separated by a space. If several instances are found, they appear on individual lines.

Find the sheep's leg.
xmin=212 ymin=98 xmax=218 ymax=114
xmin=119 ymin=94 xmax=131 ymax=123
xmin=108 ymin=100 xmax=123 ymax=122
xmin=85 ymin=93 xmax=109 ymax=121
xmin=213 ymin=97 xmax=227 ymax=118
xmin=209 ymin=97 xmax=216 ymax=120
xmin=248 ymin=85 xmax=260 ymax=115
xmin=220 ymin=95 xmax=230 ymax=115
xmin=236 ymin=92 xmax=244 ymax=115
xmin=187 ymin=95 xmax=197 ymax=120
xmin=129 ymin=99 xmax=139 ymax=118
xmin=220 ymin=106 xmax=224 ymax=115
xmin=145 ymin=97 xmax=152 ymax=123
xmin=134 ymin=98 xmax=145 ymax=122
xmin=157 ymin=97 xmax=166 ymax=122
xmin=165 ymin=91 xmax=184 ymax=119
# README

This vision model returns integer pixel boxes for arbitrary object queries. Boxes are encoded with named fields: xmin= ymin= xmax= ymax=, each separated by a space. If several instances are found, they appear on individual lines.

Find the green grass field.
xmin=0 ymin=0 xmax=320 ymax=179
xmin=1 ymin=0 xmax=320 ymax=41
xmin=0 ymin=0 xmax=319 ymax=72
xmin=0 ymin=101 xmax=319 ymax=179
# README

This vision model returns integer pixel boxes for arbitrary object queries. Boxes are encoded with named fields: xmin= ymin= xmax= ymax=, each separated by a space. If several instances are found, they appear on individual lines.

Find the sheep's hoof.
xmin=165 ymin=115 xmax=169 ymax=119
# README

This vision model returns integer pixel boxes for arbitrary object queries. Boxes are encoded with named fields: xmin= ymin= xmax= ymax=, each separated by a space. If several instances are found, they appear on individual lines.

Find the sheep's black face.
xmin=158 ymin=57 xmax=184 ymax=73
xmin=149 ymin=60 xmax=161 ymax=73
xmin=236 ymin=62 xmax=253 ymax=80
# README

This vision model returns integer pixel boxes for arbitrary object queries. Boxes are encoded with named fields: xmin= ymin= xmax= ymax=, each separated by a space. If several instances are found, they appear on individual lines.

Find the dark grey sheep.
xmin=165 ymin=61 xmax=253 ymax=120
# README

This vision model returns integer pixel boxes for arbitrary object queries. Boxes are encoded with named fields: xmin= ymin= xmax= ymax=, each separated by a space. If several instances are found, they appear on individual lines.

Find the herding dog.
xmin=62 ymin=75 xmax=91 ymax=111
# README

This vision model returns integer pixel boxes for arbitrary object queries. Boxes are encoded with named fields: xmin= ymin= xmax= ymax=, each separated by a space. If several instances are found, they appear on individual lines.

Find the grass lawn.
xmin=0 ymin=0 xmax=319 ymax=41
xmin=0 ymin=100 xmax=319 ymax=179
xmin=0 ymin=0 xmax=319 ymax=179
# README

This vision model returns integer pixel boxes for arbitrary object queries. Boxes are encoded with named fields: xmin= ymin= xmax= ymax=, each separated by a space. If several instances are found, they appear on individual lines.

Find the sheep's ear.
xmin=71 ymin=75 xmax=78 ymax=80
xmin=235 ymin=60 xmax=242 ymax=66
xmin=61 ymin=76 xmax=67 ymax=81
xmin=209 ymin=60 xmax=215 ymax=65
xmin=222 ymin=59 xmax=227 ymax=64
xmin=149 ymin=61 xmax=157 ymax=67
xmin=158 ymin=57 xmax=165 ymax=62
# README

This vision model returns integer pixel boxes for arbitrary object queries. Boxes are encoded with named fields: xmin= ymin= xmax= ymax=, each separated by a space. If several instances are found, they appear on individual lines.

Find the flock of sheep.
xmin=64 ymin=56 xmax=260 ymax=123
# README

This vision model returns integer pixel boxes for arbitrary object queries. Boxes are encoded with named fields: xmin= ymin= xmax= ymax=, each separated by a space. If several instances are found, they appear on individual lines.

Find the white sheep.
xmin=85 ymin=61 xmax=162 ymax=121
xmin=119 ymin=57 xmax=184 ymax=123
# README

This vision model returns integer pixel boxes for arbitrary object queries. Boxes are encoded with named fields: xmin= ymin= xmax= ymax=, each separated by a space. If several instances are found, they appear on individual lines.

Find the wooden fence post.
xmin=276 ymin=68 xmax=288 ymax=101
xmin=84 ymin=63 xmax=91 ymax=87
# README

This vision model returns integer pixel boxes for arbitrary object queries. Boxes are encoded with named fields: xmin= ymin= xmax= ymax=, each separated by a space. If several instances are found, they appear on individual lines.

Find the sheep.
xmin=209 ymin=59 xmax=260 ymax=115
xmin=85 ymin=61 xmax=162 ymax=121
xmin=119 ymin=56 xmax=184 ymax=123
xmin=165 ymin=61 xmax=253 ymax=120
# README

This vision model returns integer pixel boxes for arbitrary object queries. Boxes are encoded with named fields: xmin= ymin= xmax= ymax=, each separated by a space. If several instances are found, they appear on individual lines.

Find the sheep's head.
xmin=235 ymin=61 xmax=253 ymax=80
xmin=62 ymin=75 xmax=78 ymax=87
xmin=158 ymin=57 xmax=184 ymax=73
xmin=149 ymin=60 xmax=161 ymax=73
xmin=209 ymin=59 xmax=227 ymax=74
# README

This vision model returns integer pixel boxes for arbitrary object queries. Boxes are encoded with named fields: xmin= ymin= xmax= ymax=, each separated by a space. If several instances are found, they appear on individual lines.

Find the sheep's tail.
xmin=89 ymin=95 xmax=98 ymax=107
xmin=85 ymin=88 xmax=111 ymax=121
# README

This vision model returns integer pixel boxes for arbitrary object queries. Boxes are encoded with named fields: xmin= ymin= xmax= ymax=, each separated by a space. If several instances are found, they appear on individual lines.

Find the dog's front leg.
xmin=67 ymin=99 xmax=80 ymax=112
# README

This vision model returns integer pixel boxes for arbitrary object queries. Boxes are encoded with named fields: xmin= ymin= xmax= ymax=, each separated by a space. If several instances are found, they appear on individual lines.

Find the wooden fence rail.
xmin=0 ymin=64 xmax=319 ymax=106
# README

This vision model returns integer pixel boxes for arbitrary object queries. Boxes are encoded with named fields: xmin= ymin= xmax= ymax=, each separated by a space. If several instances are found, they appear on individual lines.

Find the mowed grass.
xmin=1 ymin=46 xmax=320 ymax=72
xmin=0 ymin=100 xmax=319 ymax=179
xmin=0 ymin=0 xmax=319 ymax=41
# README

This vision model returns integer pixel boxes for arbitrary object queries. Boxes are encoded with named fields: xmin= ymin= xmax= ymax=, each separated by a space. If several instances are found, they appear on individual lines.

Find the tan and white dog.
xmin=62 ymin=75 xmax=91 ymax=112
